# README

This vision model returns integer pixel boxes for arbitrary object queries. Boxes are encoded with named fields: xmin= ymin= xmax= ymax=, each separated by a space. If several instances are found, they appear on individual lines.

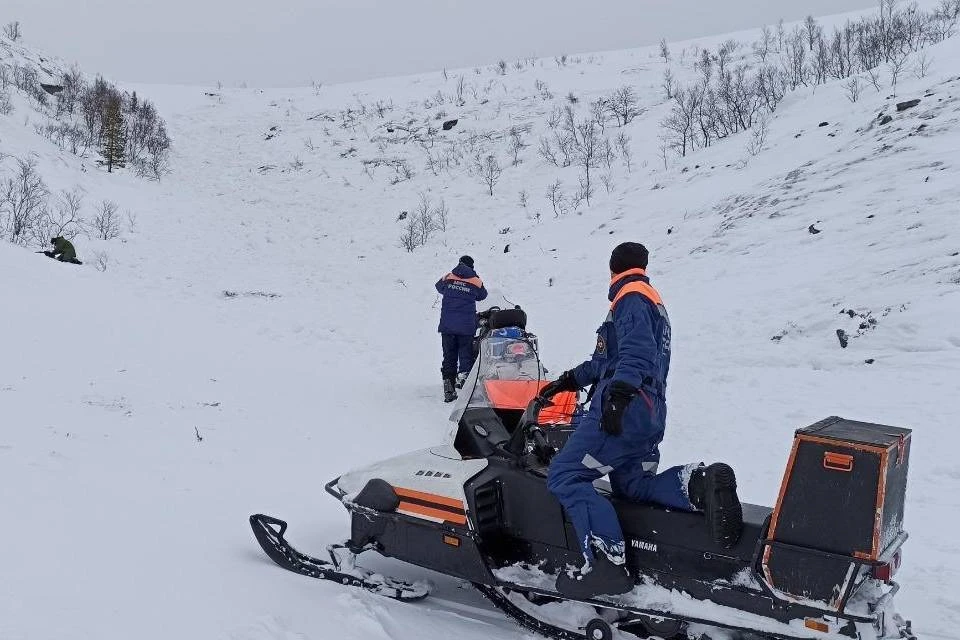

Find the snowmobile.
xmin=250 ymin=307 xmax=915 ymax=640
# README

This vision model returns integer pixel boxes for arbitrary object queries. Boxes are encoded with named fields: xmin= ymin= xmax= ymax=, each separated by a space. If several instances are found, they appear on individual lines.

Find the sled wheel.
xmin=585 ymin=618 xmax=613 ymax=640
xmin=637 ymin=615 xmax=685 ymax=639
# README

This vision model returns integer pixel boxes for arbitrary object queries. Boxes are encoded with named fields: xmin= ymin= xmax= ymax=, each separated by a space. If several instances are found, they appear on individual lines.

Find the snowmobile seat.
xmin=603 ymin=486 xmax=771 ymax=583
xmin=486 ymin=308 xmax=527 ymax=331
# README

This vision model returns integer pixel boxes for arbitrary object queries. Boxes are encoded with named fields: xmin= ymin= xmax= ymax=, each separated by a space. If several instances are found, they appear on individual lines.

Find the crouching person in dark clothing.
xmin=541 ymin=242 xmax=743 ymax=599
xmin=436 ymin=255 xmax=488 ymax=402
xmin=44 ymin=237 xmax=82 ymax=264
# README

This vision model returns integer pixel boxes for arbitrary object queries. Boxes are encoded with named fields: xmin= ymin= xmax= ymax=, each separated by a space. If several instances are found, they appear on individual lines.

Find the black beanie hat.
xmin=459 ymin=255 xmax=475 ymax=269
xmin=609 ymin=242 xmax=649 ymax=274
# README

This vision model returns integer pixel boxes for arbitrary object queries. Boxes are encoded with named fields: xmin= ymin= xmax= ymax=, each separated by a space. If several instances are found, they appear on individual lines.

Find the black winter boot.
xmin=688 ymin=463 xmax=743 ymax=548
xmin=443 ymin=379 xmax=458 ymax=403
xmin=555 ymin=549 xmax=633 ymax=599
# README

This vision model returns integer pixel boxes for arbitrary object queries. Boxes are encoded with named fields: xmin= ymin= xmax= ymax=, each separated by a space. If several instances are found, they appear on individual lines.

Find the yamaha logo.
xmin=631 ymin=539 xmax=658 ymax=553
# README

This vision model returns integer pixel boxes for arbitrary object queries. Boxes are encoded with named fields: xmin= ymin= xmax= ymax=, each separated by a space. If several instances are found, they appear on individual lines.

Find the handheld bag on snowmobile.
xmin=761 ymin=416 xmax=911 ymax=611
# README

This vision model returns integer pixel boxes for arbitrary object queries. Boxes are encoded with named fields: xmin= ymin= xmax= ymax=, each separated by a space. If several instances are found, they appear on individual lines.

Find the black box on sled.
xmin=761 ymin=416 xmax=911 ymax=610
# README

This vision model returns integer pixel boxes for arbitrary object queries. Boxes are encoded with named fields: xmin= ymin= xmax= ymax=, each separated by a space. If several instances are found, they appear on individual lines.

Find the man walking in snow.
xmin=436 ymin=255 xmax=488 ymax=402
xmin=44 ymin=236 xmax=82 ymax=265
xmin=540 ymin=242 xmax=742 ymax=598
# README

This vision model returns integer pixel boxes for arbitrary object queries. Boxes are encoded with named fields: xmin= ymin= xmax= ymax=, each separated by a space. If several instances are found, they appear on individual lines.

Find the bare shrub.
xmin=93 ymin=250 xmax=109 ymax=272
xmin=508 ymin=127 xmax=527 ymax=165
xmin=92 ymin=200 xmax=121 ymax=240
xmin=745 ymin=115 xmax=769 ymax=157
xmin=913 ymin=52 xmax=933 ymax=78
xmin=661 ymin=68 xmax=675 ymax=100
xmin=0 ymin=88 xmax=12 ymax=116
xmin=659 ymin=38 xmax=671 ymax=62
xmin=844 ymin=76 xmax=863 ymax=103
xmin=545 ymin=180 xmax=565 ymax=217
xmin=601 ymin=173 xmax=615 ymax=194
xmin=616 ymin=132 xmax=633 ymax=172
xmin=475 ymin=154 xmax=502 ymax=196
xmin=607 ymin=86 xmax=641 ymax=126
xmin=1 ymin=157 xmax=48 ymax=245
xmin=33 ymin=187 xmax=84 ymax=243
xmin=3 ymin=21 xmax=20 ymax=41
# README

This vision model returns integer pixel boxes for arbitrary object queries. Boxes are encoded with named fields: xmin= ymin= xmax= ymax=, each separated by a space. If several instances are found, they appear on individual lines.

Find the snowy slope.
xmin=2 ymin=9 xmax=960 ymax=640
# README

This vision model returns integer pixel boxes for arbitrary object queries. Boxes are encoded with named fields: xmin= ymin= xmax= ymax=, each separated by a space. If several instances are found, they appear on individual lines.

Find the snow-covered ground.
xmin=2 ymin=8 xmax=960 ymax=640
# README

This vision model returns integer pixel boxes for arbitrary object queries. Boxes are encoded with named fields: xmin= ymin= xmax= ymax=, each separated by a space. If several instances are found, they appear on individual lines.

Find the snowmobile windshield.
xmin=448 ymin=326 xmax=547 ymax=426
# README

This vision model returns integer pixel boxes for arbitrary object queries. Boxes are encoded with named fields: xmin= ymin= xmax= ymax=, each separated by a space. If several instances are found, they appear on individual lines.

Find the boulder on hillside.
xmin=896 ymin=98 xmax=921 ymax=112
xmin=442 ymin=119 xmax=458 ymax=131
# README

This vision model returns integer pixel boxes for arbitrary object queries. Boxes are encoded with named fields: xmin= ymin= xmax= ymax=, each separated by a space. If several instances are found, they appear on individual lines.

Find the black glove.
xmin=540 ymin=370 xmax=578 ymax=398
xmin=601 ymin=381 xmax=638 ymax=436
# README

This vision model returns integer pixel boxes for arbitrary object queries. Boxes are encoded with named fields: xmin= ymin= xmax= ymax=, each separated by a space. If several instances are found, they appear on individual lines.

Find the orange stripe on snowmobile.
xmin=540 ymin=391 xmax=577 ymax=424
xmin=397 ymin=502 xmax=468 ymax=525
xmin=610 ymin=280 xmax=663 ymax=309
xmin=482 ymin=381 xmax=576 ymax=424
xmin=394 ymin=487 xmax=465 ymax=511
xmin=444 ymin=273 xmax=484 ymax=288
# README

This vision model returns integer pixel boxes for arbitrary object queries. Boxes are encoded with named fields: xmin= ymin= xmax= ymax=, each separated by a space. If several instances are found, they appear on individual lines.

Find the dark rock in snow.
xmin=836 ymin=329 xmax=850 ymax=349
xmin=667 ymin=227 xmax=673 ymax=235
xmin=896 ymin=99 xmax=921 ymax=112
xmin=396 ymin=211 xmax=408 ymax=221
xmin=865 ymin=358 xmax=875 ymax=364
xmin=808 ymin=223 xmax=822 ymax=234
xmin=879 ymin=115 xmax=894 ymax=125
xmin=442 ymin=119 xmax=459 ymax=131
xmin=503 ymin=244 xmax=510 ymax=254
xmin=40 ymin=83 xmax=63 ymax=95
xmin=819 ymin=121 xmax=829 ymax=127
xmin=917 ymin=124 xmax=928 ymax=132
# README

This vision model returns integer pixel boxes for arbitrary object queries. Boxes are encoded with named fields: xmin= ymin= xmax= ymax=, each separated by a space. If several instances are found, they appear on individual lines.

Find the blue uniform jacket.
xmin=571 ymin=270 xmax=672 ymax=435
xmin=436 ymin=264 xmax=488 ymax=336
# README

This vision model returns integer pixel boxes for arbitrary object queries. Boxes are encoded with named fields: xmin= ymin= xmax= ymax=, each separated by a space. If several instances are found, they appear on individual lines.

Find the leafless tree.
xmin=867 ymin=67 xmax=884 ymax=92
xmin=607 ymin=86 xmax=641 ymax=126
xmin=1 ymin=157 xmax=48 ymax=245
xmin=659 ymin=38 xmax=671 ymax=62
xmin=573 ymin=120 xmax=602 ymax=205
xmin=92 ymin=200 xmax=121 ymax=240
xmin=745 ymin=115 xmax=769 ymax=157
xmin=755 ymin=25 xmax=773 ymax=63
xmin=518 ymin=190 xmax=528 ymax=209
xmin=434 ymin=198 xmax=449 ymax=232
xmin=545 ymin=180 xmax=565 ymax=217
xmin=662 ymin=68 xmax=675 ymax=100
xmin=476 ymin=154 xmax=502 ymax=196
xmin=3 ymin=21 xmax=21 ymax=41
xmin=888 ymin=52 xmax=909 ymax=96
xmin=844 ymin=76 xmax=863 ymax=103
xmin=454 ymin=76 xmax=466 ymax=106
xmin=508 ymin=127 xmax=527 ymax=165
xmin=616 ymin=132 xmax=633 ymax=172
xmin=913 ymin=52 xmax=932 ymax=78
xmin=0 ymin=88 xmax=11 ymax=115
xmin=600 ymin=173 xmax=615 ymax=194
xmin=661 ymin=88 xmax=698 ymax=156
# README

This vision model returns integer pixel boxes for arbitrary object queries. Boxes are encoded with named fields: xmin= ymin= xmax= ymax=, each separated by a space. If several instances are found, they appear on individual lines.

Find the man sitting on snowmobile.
xmin=44 ymin=236 xmax=82 ymax=264
xmin=436 ymin=255 xmax=488 ymax=402
xmin=540 ymin=242 xmax=743 ymax=599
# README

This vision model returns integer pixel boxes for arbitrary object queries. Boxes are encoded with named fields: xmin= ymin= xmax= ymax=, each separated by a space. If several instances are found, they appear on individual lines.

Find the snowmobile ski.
xmin=248 ymin=514 xmax=430 ymax=601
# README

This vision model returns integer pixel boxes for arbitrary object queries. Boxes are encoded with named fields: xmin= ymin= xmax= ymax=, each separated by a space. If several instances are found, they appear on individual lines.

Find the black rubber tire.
xmin=585 ymin=619 xmax=613 ymax=640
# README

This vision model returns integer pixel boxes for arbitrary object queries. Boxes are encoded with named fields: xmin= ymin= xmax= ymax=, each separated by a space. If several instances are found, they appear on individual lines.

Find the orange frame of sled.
xmin=482 ymin=380 xmax=577 ymax=425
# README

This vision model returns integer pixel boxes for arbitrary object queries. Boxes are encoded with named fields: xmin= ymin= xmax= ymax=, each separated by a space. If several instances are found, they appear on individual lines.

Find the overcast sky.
xmin=6 ymin=0 xmax=875 ymax=88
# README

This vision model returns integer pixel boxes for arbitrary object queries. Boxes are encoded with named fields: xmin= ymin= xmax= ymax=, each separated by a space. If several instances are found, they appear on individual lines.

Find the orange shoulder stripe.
xmin=445 ymin=274 xmax=484 ymax=288
xmin=610 ymin=281 xmax=663 ymax=310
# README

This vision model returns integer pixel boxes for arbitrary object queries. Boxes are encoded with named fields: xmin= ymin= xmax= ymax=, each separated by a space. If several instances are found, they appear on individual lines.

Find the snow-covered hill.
xmin=2 ymin=7 xmax=959 ymax=640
